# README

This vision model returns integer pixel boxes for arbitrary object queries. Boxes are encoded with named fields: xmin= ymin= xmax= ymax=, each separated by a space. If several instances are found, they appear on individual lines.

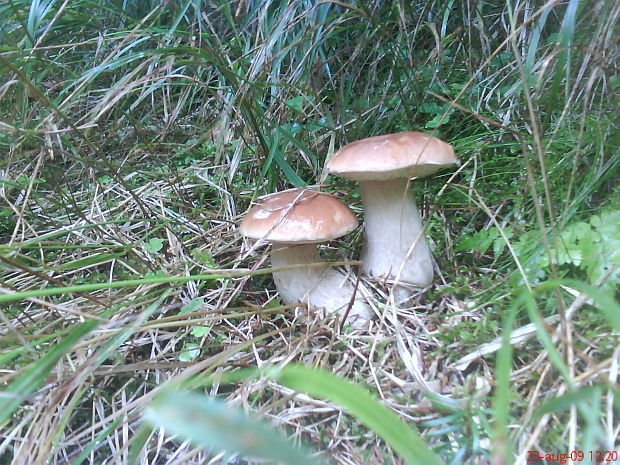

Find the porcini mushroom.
xmin=326 ymin=131 xmax=458 ymax=302
xmin=240 ymin=188 xmax=372 ymax=328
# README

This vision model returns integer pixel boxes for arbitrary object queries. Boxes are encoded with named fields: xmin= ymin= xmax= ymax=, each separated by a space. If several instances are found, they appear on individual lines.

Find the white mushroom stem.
xmin=270 ymin=243 xmax=372 ymax=328
xmin=359 ymin=178 xmax=433 ymax=301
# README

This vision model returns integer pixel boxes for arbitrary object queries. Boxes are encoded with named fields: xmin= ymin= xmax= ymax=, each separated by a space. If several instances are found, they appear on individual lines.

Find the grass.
xmin=1 ymin=0 xmax=619 ymax=464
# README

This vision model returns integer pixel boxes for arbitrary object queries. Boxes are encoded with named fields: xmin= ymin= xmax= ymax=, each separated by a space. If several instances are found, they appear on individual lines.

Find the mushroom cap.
xmin=240 ymin=188 xmax=358 ymax=243
xmin=326 ymin=131 xmax=458 ymax=181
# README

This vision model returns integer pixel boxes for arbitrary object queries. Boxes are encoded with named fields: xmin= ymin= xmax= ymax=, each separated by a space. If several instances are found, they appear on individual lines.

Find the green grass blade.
xmin=52 ymin=252 xmax=126 ymax=271
xmin=546 ymin=0 xmax=579 ymax=106
xmin=538 ymin=278 xmax=620 ymax=331
xmin=274 ymin=150 xmax=306 ymax=187
xmin=274 ymin=121 xmax=318 ymax=171
xmin=534 ymin=385 xmax=603 ymax=417
xmin=166 ymin=0 xmax=191 ymax=37
xmin=524 ymin=3 xmax=553 ymax=86
xmin=69 ymin=415 xmax=124 ymax=465
xmin=492 ymin=295 xmax=519 ymax=464
xmin=522 ymin=291 xmax=573 ymax=386
xmin=272 ymin=364 xmax=444 ymax=465
xmin=144 ymin=391 xmax=324 ymax=465
xmin=0 ymin=327 xmax=72 ymax=366
xmin=127 ymin=424 xmax=152 ymax=465
xmin=0 ymin=270 xmax=267 ymax=304
xmin=0 ymin=318 xmax=100 ymax=425
xmin=25 ymin=0 xmax=56 ymax=48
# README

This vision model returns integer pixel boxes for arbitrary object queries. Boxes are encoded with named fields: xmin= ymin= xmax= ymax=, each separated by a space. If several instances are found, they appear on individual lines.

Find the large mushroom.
xmin=240 ymin=188 xmax=372 ymax=328
xmin=325 ymin=131 xmax=458 ymax=302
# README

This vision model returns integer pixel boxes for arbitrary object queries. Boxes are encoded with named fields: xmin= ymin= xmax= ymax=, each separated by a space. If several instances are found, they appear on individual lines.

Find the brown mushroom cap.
xmin=326 ymin=131 xmax=458 ymax=181
xmin=240 ymin=188 xmax=358 ymax=243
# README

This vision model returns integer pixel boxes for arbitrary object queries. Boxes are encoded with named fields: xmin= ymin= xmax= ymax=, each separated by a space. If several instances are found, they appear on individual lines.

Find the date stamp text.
xmin=527 ymin=450 xmax=618 ymax=463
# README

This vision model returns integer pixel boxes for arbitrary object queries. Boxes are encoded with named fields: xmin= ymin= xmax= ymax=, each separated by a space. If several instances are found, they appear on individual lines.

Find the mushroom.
xmin=240 ymin=188 xmax=372 ymax=328
xmin=325 ymin=131 xmax=458 ymax=302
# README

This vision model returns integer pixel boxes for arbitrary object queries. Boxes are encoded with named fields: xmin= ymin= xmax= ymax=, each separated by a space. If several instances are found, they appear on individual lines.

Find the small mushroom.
xmin=326 ymin=131 xmax=458 ymax=302
xmin=240 ymin=188 xmax=372 ymax=328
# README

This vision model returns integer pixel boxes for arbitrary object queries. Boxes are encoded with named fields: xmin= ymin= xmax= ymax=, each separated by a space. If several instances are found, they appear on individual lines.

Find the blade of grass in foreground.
xmin=492 ymin=294 xmax=519 ymax=464
xmin=0 ymin=317 xmax=100 ymax=425
xmin=0 ymin=290 xmax=170 ymax=428
xmin=69 ymin=416 xmax=124 ymax=465
xmin=492 ymin=277 xmax=617 ymax=461
xmin=270 ymin=364 xmax=444 ymax=465
xmin=0 ymin=262 xmax=358 ymax=304
xmin=538 ymin=278 xmax=620 ymax=331
xmin=144 ymin=391 xmax=324 ymax=465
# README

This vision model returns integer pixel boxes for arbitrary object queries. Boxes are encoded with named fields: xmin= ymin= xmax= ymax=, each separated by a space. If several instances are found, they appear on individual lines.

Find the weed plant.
xmin=0 ymin=1 xmax=618 ymax=464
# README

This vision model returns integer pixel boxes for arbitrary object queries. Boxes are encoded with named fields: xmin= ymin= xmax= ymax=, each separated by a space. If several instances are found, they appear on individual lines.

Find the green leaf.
xmin=144 ymin=237 xmax=165 ymax=253
xmin=0 ymin=291 xmax=167 ymax=425
xmin=541 ymin=209 xmax=620 ymax=294
xmin=144 ymin=270 xmax=166 ymax=279
xmin=191 ymin=325 xmax=209 ymax=338
xmin=492 ymin=227 xmax=513 ymax=259
xmin=0 ymin=272 xmax=255 ymax=304
xmin=192 ymin=248 xmax=216 ymax=267
xmin=418 ymin=103 xmax=443 ymax=114
xmin=492 ymin=295 xmax=520 ymax=463
xmin=179 ymin=297 xmax=204 ymax=315
xmin=0 ymin=328 xmax=72 ymax=366
xmin=274 ymin=153 xmax=306 ymax=187
xmin=127 ymin=425 xmax=152 ymax=465
xmin=284 ymin=95 xmax=308 ymax=113
xmin=456 ymin=227 xmax=499 ymax=255
xmin=272 ymin=364 xmax=444 ymax=465
xmin=264 ymin=297 xmax=283 ymax=308
xmin=179 ymin=343 xmax=200 ymax=362
xmin=144 ymin=391 xmax=323 ymax=465
xmin=425 ymin=112 xmax=451 ymax=129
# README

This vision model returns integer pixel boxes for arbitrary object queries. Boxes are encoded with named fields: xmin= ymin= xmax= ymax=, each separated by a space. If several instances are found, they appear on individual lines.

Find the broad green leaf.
xmin=540 ymin=209 xmax=620 ymax=295
xmin=192 ymin=249 xmax=216 ymax=267
xmin=179 ymin=343 xmax=200 ymax=362
xmin=191 ymin=325 xmax=209 ymax=338
xmin=180 ymin=297 xmax=204 ymax=315
xmin=285 ymin=95 xmax=307 ymax=113
xmin=456 ymin=227 xmax=499 ymax=255
xmin=144 ymin=237 xmax=165 ymax=253
xmin=492 ymin=227 xmax=513 ymax=259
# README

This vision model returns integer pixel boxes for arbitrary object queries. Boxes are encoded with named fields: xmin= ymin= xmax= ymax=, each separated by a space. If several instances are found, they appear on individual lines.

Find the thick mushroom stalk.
xmin=359 ymin=179 xmax=433 ymax=301
xmin=240 ymin=189 xmax=373 ymax=329
xmin=325 ymin=131 xmax=458 ymax=303
xmin=271 ymin=243 xmax=372 ymax=328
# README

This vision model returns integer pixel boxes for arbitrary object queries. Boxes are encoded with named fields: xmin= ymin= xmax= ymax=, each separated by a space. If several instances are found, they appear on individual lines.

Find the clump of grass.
xmin=1 ymin=0 xmax=618 ymax=464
